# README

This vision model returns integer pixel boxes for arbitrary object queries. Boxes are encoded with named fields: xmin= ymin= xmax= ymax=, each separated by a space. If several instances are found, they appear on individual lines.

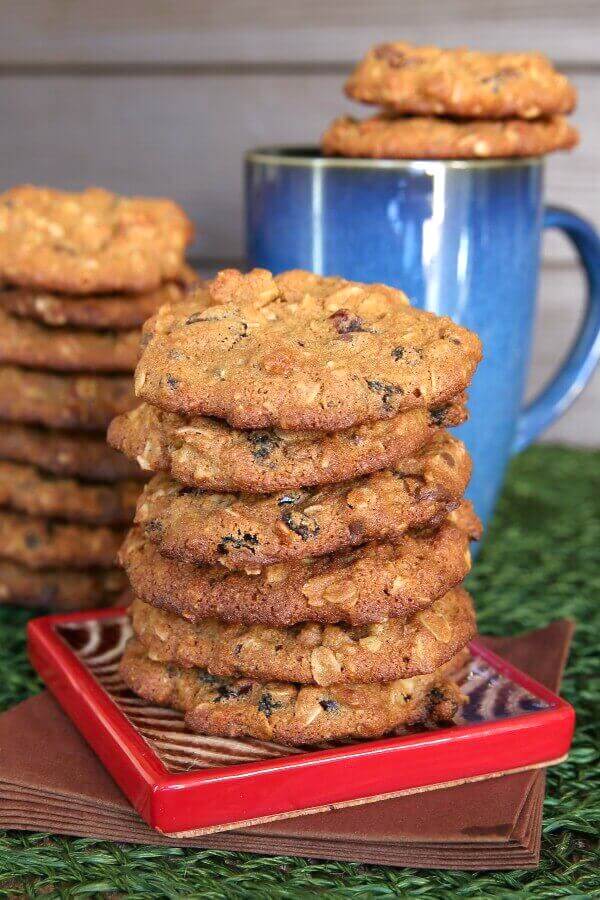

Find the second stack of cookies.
xmin=0 ymin=185 xmax=194 ymax=610
xmin=110 ymin=267 xmax=483 ymax=746
xmin=322 ymin=41 xmax=579 ymax=159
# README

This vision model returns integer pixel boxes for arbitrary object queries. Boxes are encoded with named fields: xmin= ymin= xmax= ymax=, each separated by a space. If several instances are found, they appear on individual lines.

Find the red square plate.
xmin=27 ymin=608 xmax=575 ymax=836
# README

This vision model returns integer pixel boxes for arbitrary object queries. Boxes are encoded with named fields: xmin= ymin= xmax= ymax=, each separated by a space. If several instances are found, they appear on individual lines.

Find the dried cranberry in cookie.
xmin=121 ymin=503 xmax=480 ymax=627
xmin=133 ymin=431 xmax=471 ymax=569
xmin=130 ymin=587 xmax=476 ymax=686
xmin=120 ymin=639 xmax=467 ymax=744
xmin=345 ymin=42 xmax=577 ymax=119
xmin=135 ymin=268 xmax=481 ymax=430
xmin=108 ymin=394 xmax=467 ymax=492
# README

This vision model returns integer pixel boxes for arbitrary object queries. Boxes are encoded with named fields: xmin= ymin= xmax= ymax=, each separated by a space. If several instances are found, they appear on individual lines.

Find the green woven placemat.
xmin=0 ymin=445 xmax=598 ymax=898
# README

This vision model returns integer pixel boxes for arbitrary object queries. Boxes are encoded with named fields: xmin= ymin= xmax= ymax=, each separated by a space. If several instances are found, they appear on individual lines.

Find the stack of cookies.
xmin=110 ymin=268 xmax=483 ymax=746
xmin=0 ymin=185 xmax=194 ymax=610
xmin=322 ymin=42 xmax=579 ymax=159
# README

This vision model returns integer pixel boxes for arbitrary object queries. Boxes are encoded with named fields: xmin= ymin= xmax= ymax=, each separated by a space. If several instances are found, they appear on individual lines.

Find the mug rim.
xmin=245 ymin=145 xmax=544 ymax=171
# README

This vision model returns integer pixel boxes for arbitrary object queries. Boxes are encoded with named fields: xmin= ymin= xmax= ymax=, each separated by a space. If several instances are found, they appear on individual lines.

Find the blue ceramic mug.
xmin=245 ymin=148 xmax=600 ymax=528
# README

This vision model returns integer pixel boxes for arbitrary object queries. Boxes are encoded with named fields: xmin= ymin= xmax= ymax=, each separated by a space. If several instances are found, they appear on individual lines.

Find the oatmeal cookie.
xmin=0 ymin=423 xmax=143 ymax=482
xmin=130 ymin=586 xmax=475 ymax=687
xmin=345 ymin=42 xmax=576 ymax=119
xmin=0 ymin=366 xmax=135 ymax=431
xmin=0 ymin=461 xmax=140 ymax=525
xmin=135 ymin=268 xmax=482 ymax=430
xmin=120 ymin=639 xmax=466 ymax=745
xmin=135 ymin=432 xmax=470 ymax=568
xmin=0 ymin=307 xmax=140 ymax=372
xmin=0 ymin=560 xmax=126 ymax=610
xmin=121 ymin=503 xmax=480 ymax=626
xmin=0 ymin=272 xmax=198 ymax=331
xmin=0 ymin=186 xmax=194 ymax=294
xmin=0 ymin=510 xmax=123 ymax=569
xmin=109 ymin=394 xmax=467 ymax=492
xmin=322 ymin=114 xmax=579 ymax=159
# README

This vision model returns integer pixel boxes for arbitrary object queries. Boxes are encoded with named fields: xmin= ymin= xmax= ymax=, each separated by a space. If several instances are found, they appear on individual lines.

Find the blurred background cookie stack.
xmin=0 ymin=186 xmax=194 ymax=610
xmin=110 ymin=267 xmax=483 ymax=746
xmin=322 ymin=42 xmax=579 ymax=159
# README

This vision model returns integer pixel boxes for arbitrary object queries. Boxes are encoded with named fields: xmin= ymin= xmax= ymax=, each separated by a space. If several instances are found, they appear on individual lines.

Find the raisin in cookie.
xmin=345 ymin=42 xmax=576 ymax=119
xmin=135 ymin=432 xmax=470 ymax=568
xmin=0 ymin=423 xmax=143 ymax=482
xmin=0 ymin=462 xmax=140 ymax=525
xmin=0 ymin=511 xmax=123 ymax=569
xmin=121 ymin=503 xmax=480 ymax=626
xmin=322 ymin=114 xmax=579 ymax=159
xmin=0 ymin=186 xmax=194 ymax=294
xmin=109 ymin=394 xmax=467 ymax=492
xmin=0 ymin=307 xmax=140 ymax=372
xmin=0 ymin=366 xmax=135 ymax=431
xmin=135 ymin=268 xmax=482 ymax=430
xmin=130 ymin=586 xmax=475 ymax=687
xmin=0 ymin=560 xmax=126 ymax=610
xmin=120 ymin=639 xmax=466 ymax=745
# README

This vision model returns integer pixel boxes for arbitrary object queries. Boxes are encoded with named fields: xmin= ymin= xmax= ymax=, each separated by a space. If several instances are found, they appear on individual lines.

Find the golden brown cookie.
xmin=109 ymin=394 xmax=467 ymax=492
xmin=120 ymin=639 xmax=466 ymax=745
xmin=0 ymin=270 xmax=199 ymax=330
xmin=0 ymin=560 xmax=126 ymax=610
xmin=0 ymin=423 xmax=143 ymax=482
xmin=0 ymin=307 xmax=140 ymax=372
xmin=0 ymin=461 xmax=140 ymax=525
xmin=345 ymin=42 xmax=576 ymax=119
xmin=130 ymin=586 xmax=475 ymax=687
xmin=322 ymin=114 xmax=579 ymax=159
xmin=0 ymin=186 xmax=194 ymax=294
xmin=0 ymin=366 xmax=135 ymax=431
xmin=135 ymin=432 xmax=470 ymax=569
xmin=120 ymin=503 xmax=480 ymax=626
xmin=135 ymin=268 xmax=482 ymax=431
xmin=0 ymin=510 xmax=123 ymax=569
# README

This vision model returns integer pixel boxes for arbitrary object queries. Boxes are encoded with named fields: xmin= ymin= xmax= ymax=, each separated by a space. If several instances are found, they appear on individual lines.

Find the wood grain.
xmin=2 ymin=1 xmax=599 ymax=65
xmin=0 ymin=1 xmax=597 ymax=444
xmin=0 ymin=71 xmax=596 ymax=263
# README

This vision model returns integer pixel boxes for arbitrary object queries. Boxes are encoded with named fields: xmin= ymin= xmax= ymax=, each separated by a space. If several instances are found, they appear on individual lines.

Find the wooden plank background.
xmin=0 ymin=0 xmax=598 ymax=445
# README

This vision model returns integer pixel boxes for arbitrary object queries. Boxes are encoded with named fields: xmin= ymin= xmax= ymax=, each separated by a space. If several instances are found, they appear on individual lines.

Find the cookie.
xmin=109 ymin=394 xmax=467 ymax=492
xmin=345 ymin=43 xmax=577 ymax=119
xmin=0 ymin=270 xmax=199 ymax=331
xmin=121 ymin=639 xmax=466 ymax=745
xmin=0 ymin=461 xmax=140 ymax=525
xmin=130 ymin=586 xmax=475 ymax=687
xmin=322 ymin=114 xmax=579 ymax=159
xmin=0 ymin=307 xmax=140 ymax=372
xmin=121 ymin=503 xmax=480 ymax=626
xmin=0 ymin=560 xmax=126 ymax=610
xmin=0 ymin=186 xmax=194 ymax=294
xmin=0 ymin=423 xmax=143 ymax=482
xmin=135 ymin=432 xmax=470 ymax=569
xmin=135 ymin=268 xmax=482 ymax=430
xmin=0 ymin=366 xmax=135 ymax=431
xmin=0 ymin=511 xmax=123 ymax=569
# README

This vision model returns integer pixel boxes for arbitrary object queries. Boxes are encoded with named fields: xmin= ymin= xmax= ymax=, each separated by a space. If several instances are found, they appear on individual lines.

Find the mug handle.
xmin=512 ymin=206 xmax=600 ymax=453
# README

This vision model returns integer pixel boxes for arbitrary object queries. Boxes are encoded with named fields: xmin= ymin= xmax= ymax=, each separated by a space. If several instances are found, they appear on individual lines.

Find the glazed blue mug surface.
xmin=245 ymin=148 xmax=600 ymax=529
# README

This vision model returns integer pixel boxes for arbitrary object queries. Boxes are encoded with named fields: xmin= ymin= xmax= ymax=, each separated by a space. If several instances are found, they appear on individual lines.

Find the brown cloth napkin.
xmin=0 ymin=620 xmax=573 ymax=870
